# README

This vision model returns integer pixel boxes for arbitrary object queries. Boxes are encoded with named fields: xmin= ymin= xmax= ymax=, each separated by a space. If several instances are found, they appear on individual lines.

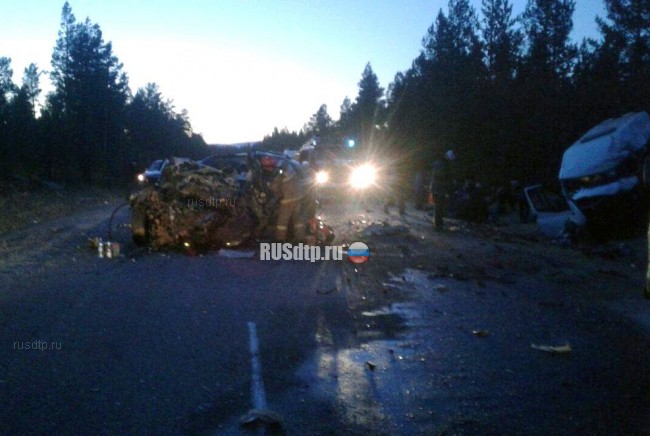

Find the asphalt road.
xmin=1 ymin=198 xmax=650 ymax=435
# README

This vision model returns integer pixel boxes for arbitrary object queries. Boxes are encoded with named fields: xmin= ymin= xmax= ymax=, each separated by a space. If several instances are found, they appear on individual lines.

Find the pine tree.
xmin=597 ymin=0 xmax=650 ymax=110
xmin=521 ymin=0 xmax=577 ymax=80
xmin=47 ymin=1 xmax=129 ymax=183
xmin=0 ymin=57 xmax=17 ymax=171
xmin=305 ymin=104 xmax=332 ymax=137
xmin=347 ymin=63 xmax=384 ymax=148
xmin=482 ymin=0 xmax=522 ymax=82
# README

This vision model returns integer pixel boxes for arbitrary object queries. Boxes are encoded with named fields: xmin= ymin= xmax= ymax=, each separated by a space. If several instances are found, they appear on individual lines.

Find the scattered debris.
xmin=531 ymin=343 xmax=572 ymax=354
xmin=362 ymin=222 xmax=409 ymax=237
xmin=366 ymin=361 xmax=377 ymax=371
xmin=239 ymin=408 xmax=283 ymax=431
xmin=434 ymin=284 xmax=448 ymax=292
xmin=472 ymin=329 xmax=490 ymax=337
xmin=217 ymin=249 xmax=256 ymax=259
xmin=316 ymin=287 xmax=337 ymax=295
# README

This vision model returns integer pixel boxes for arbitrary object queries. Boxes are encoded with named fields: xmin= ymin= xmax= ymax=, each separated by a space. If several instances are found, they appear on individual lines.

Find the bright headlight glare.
xmin=349 ymin=164 xmax=377 ymax=189
xmin=137 ymin=173 xmax=145 ymax=182
xmin=315 ymin=170 xmax=329 ymax=184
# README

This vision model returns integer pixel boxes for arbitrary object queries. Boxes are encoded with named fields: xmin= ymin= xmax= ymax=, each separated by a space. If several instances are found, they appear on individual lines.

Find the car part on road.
xmin=531 ymin=343 xmax=573 ymax=354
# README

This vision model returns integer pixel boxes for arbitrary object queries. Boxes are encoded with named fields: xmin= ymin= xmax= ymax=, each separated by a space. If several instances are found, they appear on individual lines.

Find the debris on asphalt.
xmin=239 ymin=408 xmax=283 ymax=431
xmin=362 ymin=222 xmax=409 ymax=237
xmin=434 ymin=284 xmax=448 ymax=292
xmin=472 ymin=330 xmax=490 ymax=337
xmin=366 ymin=361 xmax=377 ymax=371
xmin=531 ymin=343 xmax=572 ymax=354
xmin=217 ymin=248 xmax=256 ymax=259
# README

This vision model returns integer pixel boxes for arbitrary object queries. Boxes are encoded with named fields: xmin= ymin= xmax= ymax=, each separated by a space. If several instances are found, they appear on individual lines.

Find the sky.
xmin=1 ymin=0 xmax=605 ymax=145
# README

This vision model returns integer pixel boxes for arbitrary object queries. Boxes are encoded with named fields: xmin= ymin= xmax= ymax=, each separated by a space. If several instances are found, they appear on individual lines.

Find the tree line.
xmin=0 ymin=2 xmax=207 ymax=187
xmin=267 ymin=0 xmax=650 ymax=187
xmin=1 ymin=0 xmax=648 ymax=189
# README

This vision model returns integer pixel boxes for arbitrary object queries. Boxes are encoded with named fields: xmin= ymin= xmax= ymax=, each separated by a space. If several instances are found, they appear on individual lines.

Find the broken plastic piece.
xmin=239 ymin=408 xmax=283 ymax=430
xmin=531 ymin=343 xmax=572 ymax=354
xmin=218 ymin=249 xmax=255 ymax=259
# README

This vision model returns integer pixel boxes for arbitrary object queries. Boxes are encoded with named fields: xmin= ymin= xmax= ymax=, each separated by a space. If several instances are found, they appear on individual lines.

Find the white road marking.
xmin=247 ymin=321 xmax=268 ymax=410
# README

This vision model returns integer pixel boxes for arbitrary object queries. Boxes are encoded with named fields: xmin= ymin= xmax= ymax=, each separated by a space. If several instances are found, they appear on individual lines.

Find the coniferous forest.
xmin=1 ymin=0 xmax=649 ymax=187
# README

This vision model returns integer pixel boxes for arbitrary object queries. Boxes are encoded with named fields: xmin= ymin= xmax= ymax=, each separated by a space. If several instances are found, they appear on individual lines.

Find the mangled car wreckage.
xmin=559 ymin=111 xmax=650 ymax=235
xmin=129 ymin=152 xmax=333 ymax=251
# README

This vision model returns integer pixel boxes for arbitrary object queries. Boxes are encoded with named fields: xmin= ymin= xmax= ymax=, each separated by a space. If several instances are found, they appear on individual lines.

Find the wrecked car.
xmin=136 ymin=159 xmax=169 ymax=185
xmin=559 ymin=111 xmax=650 ymax=236
xmin=130 ymin=152 xmax=330 ymax=251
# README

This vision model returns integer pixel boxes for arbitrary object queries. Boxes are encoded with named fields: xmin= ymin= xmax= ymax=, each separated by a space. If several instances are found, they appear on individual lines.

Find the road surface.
xmin=1 ymin=198 xmax=650 ymax=434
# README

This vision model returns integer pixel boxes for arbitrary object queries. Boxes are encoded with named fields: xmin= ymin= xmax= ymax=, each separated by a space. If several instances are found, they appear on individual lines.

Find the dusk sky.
xmin=1 ymin=1 xmax=605 ymax=144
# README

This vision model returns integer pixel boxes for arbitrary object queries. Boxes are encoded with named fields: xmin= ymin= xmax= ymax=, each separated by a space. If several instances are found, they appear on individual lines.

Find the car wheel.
xmin=131 ymin=208 xmax=149 ymax=246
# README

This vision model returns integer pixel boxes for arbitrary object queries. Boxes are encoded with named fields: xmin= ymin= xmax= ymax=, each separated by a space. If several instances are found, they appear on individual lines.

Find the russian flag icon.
xmin=347 ymin=242 xmax=370 ymax=264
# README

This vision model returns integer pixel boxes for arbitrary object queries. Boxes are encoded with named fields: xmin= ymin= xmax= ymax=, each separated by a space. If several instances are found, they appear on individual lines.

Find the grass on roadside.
xmin=0 ymin=187 xmax=126 ymax=235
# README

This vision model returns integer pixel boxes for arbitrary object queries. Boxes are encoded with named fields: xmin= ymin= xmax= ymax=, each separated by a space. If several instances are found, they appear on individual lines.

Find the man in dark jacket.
xmin=429 ymin=149 xmax=455 ymax=231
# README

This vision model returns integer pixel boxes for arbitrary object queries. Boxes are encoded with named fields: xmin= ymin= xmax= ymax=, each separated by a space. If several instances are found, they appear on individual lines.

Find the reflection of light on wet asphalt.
xmin=247 ymin=321 xmax=267 ymax=410
xmin=303 ymin=267 xmax=453 ymax=431
xmin=313 ymin=346 xmax=388 ymax=428
xmin=310 ymin=309 xmax=389 ymax=428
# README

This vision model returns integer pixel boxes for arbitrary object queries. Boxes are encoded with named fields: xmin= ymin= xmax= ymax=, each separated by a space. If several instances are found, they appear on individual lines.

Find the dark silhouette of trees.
xmin=0 ymin=2 xmax=206 ymax=187
xmin=126 ymin=83 xmax=201 ymax=164
xmin=377 ymin=0 xmax=649 ymax=187
xmin=338 ymin=63 xmax=385 ymax=150
xmin=597 ymin=0 xmax=650 ymax=109
xmin=2 ymin=0 xmax=649 ymax=192
xmin=482 ymin=0 xmax=522 ymax=83
xmin=46 ymin=2 xmax=130 ymax=183
xmin=0 ymin=57 xmax=17 ymax=173
xmin=515 ymin=0 xmax=577 ymax=182
xmin=260 ymin=127 xmax=306 ymax=152
xmin=304 ymin=104 xmax=333 ymax=137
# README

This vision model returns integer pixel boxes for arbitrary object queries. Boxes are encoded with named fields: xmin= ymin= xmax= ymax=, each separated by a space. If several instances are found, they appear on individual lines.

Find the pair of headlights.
xmin=314 ymin=163 xmax=377 ymax=189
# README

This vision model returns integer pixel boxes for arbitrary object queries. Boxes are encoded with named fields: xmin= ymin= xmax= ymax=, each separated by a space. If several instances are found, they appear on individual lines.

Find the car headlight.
xmin=137 ymin=173 xmax=146 ymax=183
xmin=315 ymin=170 xmax=329 ymax=184
xmin=349 ymin=163 xmax=377 ymax=189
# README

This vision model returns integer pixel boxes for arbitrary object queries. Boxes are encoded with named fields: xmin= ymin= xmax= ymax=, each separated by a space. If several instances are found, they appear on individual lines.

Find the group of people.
xmin=266 ymin=146 xmax=461 ymax=240
xmin=384 ymin=149 xmax=457 ymax=232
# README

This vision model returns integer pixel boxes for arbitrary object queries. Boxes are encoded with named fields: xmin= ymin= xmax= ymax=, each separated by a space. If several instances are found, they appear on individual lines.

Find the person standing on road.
xmin=429 ymin=149 xmax=456 ymax=231
xmin=269 ymin=159 xmax=306 ymax=243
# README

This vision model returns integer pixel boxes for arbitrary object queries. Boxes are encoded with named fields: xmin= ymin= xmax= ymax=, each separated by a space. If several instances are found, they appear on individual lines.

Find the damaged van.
xmin=559 ymin=111 xmax=650 ymax=236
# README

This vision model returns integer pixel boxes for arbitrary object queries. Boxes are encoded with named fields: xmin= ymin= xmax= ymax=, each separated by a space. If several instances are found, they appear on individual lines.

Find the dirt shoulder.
xmin=0 ymin=185 xmax=127 ymax=236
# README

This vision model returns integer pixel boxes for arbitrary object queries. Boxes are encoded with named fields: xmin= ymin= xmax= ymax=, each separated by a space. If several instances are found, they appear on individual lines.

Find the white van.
xmin=559 ymin=111 xmax=650 ymax=235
